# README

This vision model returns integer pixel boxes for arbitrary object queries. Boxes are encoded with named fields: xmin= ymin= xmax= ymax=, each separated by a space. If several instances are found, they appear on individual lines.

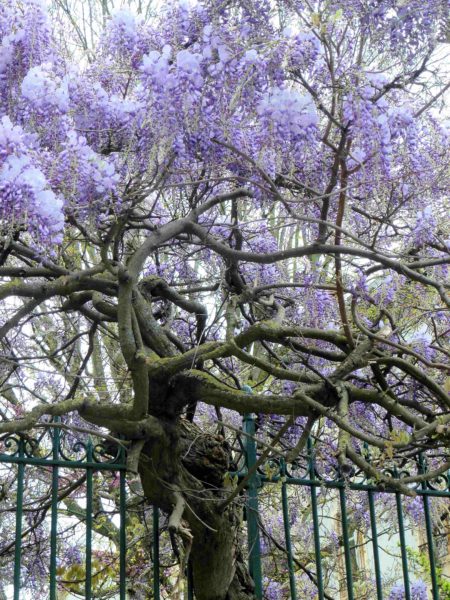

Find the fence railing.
xmin=1 ymin=415 xmax=449 ymax=599
xmin=0 ymin=419 xmax=127 ymax=600
xmin=237 ymin=414 xmax=450 ymax=600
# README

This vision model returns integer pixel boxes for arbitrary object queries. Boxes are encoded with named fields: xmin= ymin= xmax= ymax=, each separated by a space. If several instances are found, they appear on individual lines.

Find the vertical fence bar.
xmin=49 ymin=422 xmax=60 ymax=600
xmin=419 ymin=455 xmax=439 ymax=600
xmin=119 ymin=468 xmax=127 ymax=600
xmin=368 ymin=491 xmax=383 ymax=600
xmin=85 ymin=440 xmax=93 ymax=600
xmin=243 ymin=413 xmax=263 ymax=599
xmin=395 ymin=490 xmax=411 ymax=600
xmin=187 ymin=561 xmax=194 ymax=600
xmin=281 ymin=460 xmax=297 ymax=600
xmin=153 ymin=506 xmax=160 ymax=600
xmin=338 ymin=485 xmax=354 ymax=600
xmin=308 ymin=438 xmax=325 ymax=600
xmin=422 ymin=492 xmax=439 ymax=600
xmin=13 ymin=437 xmax=25 ymax=600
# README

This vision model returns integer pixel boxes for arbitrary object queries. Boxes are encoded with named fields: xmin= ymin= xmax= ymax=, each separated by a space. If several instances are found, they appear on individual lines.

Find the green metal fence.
xmin=0 ymin=419 xmax=128 ymax=600
xmin=1 ymin=415 xmax=449 ymax=599
xmin=238 ymin=414 xmax=450 ymax=600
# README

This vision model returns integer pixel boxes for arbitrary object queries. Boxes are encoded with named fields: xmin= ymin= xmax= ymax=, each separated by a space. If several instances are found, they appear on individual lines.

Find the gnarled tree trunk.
xmin=138 ymin=418 xmax=256 ymax=600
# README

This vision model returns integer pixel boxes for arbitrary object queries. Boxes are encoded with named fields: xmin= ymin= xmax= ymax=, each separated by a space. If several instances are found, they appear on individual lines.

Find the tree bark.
xmin=138 ymin=418 xmax=257 ymax=600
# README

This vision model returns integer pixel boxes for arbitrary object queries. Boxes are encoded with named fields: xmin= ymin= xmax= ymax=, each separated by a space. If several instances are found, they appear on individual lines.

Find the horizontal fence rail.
xmin=1 ymin=415 xmax=449 ymax=599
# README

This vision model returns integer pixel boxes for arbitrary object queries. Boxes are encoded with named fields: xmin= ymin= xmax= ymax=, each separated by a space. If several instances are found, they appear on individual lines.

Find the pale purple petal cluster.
xmin=21 ymin=64 xmax=69 ymax=113
xmin=105 ymin=9 xmax=140 ymax=55
xmin=0 ymin=116 xmax=64 ymax=243
xmin=58 ymin=131 xmax=119 ymax=212
xmin=389 ymin=580 xmax=428 ymax=600
xmin=257 ymin=87 xmax=318 ymax=138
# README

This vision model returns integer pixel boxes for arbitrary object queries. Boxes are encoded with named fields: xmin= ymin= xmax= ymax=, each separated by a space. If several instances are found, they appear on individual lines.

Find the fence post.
xmin=50 ymin=420 xmax=61 ymax=600
xmin=368 ymin=489 xmax=384 ymax=600
xmin=119 ymin=467 xmax=127 ymax=600
xmin=243 ymin=411 xmax=263 ymax=599
xmin=419 ymin=454 xmax=439 ymax=600
xmin=308 ymin=437 xmax=325 ymax=600
xmin=338 ymin=484 xmax=354 ymax=600
xmin=364 ymin=444 xmax=383 ymax=600
xmin=13 ymin=436 xmax=25 ymax=600
xmin=394 ymin=468 xmax=411 ymax=600
xmin=85 ymin=438 xmax=93 ymax=600
xmin=152 ymin=507 xmax=160 ymax=600
xmin=281 ymin=459 xmax=297 ymax=600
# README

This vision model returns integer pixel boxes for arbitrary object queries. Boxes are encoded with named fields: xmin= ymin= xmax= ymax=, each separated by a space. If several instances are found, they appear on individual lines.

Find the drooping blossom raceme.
xmin=106 ymin=9 xmax=140 ymax=55
xmin=57 ymin=131 xmax=120 ymax=215
xmin=286 ymin=30 xmax=321 ymax=68
xmin=257 ymin=86 xmax=318 ymax=139
xmin=0 ymin=116 xmax=64 ymax=244
xmin=21 ymin=64 xmax=69 ymax=114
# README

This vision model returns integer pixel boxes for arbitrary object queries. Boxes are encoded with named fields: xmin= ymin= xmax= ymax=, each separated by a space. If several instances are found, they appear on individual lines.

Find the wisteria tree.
xmin=0 ymin=0 xmax=449 ymax=598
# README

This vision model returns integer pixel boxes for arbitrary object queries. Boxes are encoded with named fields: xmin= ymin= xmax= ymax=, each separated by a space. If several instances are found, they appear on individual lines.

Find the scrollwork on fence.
xmin=0 ymin=420 xmax=126 ymax=468
xmin=230 ymin=417 xmax=450 ymax=495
